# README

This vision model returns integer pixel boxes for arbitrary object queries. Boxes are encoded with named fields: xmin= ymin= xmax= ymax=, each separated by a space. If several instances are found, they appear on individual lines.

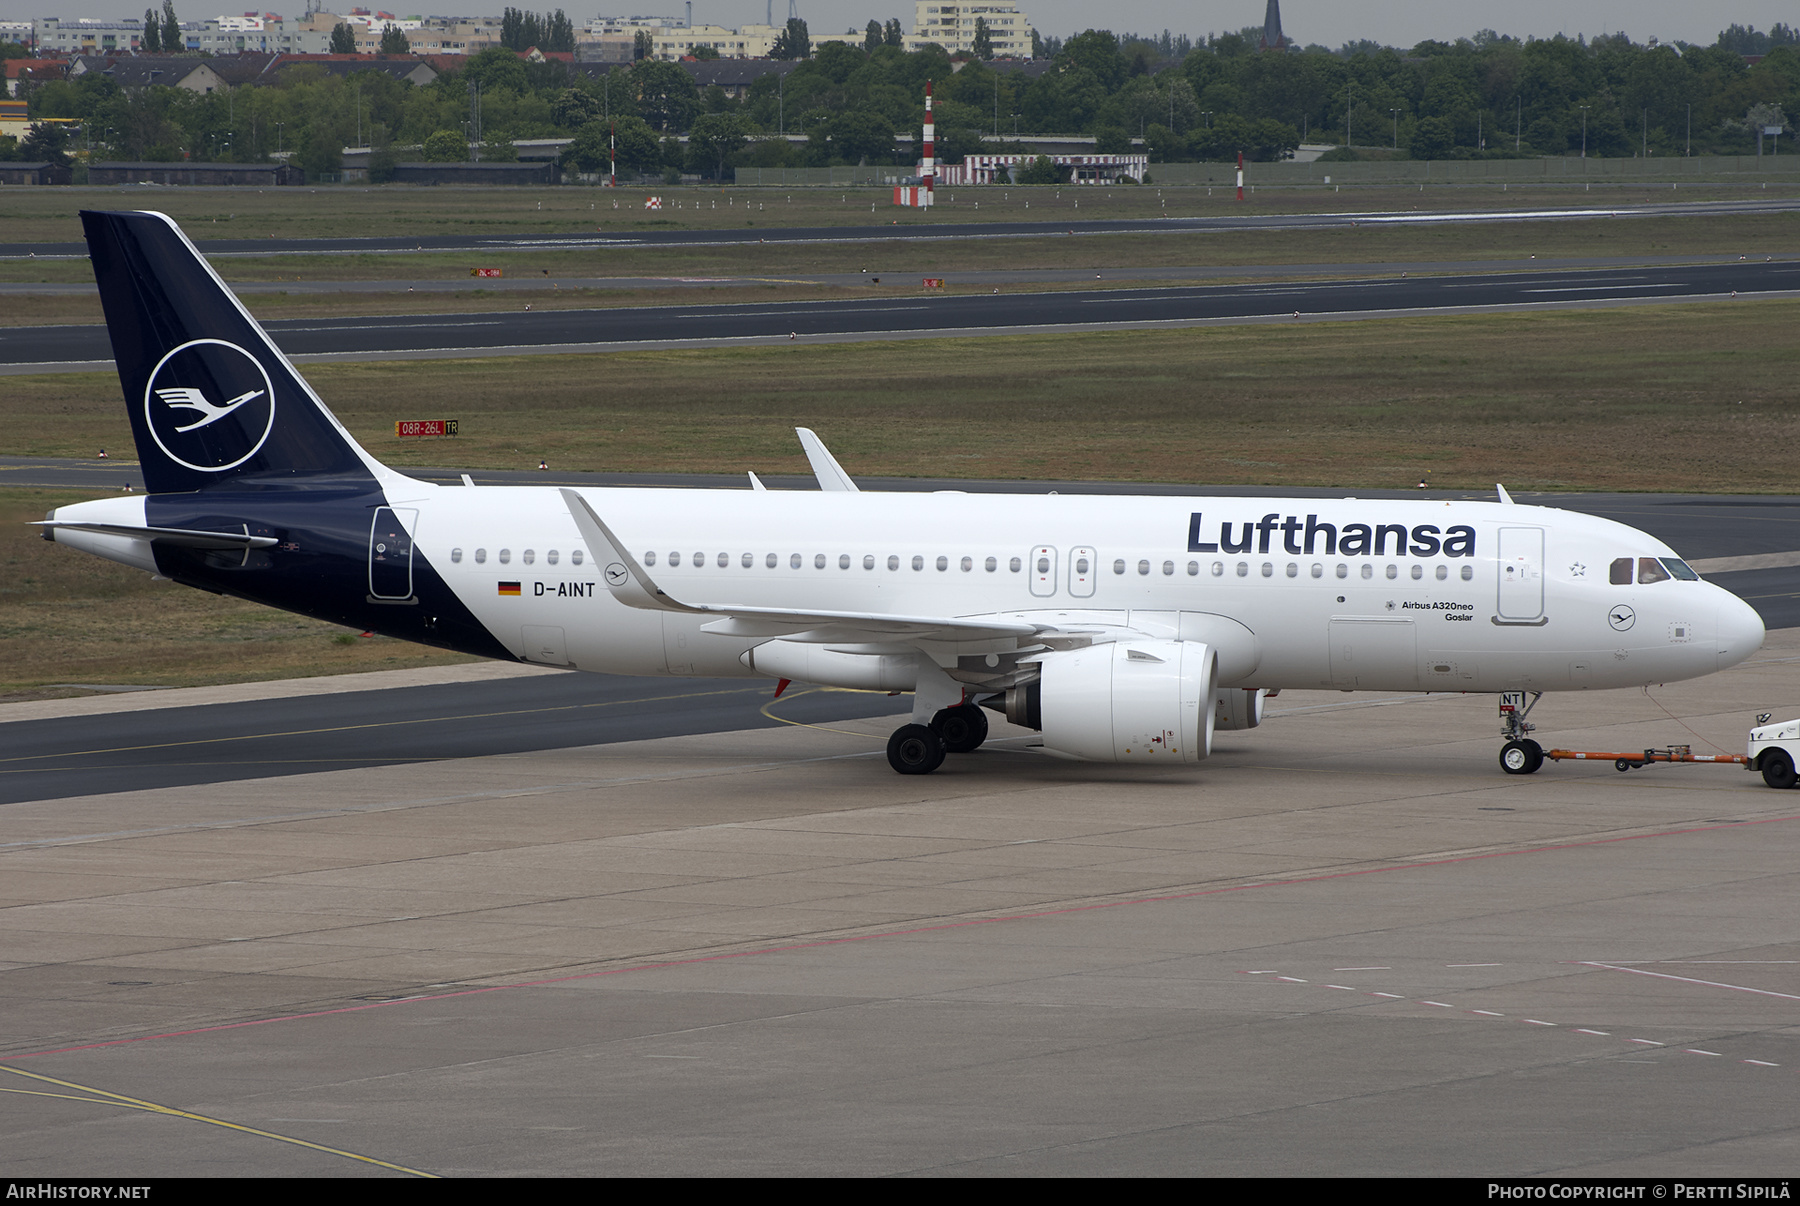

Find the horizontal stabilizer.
xmin=34 ymin=520 xmax=277 ymax=549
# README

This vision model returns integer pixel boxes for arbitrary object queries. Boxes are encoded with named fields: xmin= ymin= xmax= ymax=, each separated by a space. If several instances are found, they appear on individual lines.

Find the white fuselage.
xmin=375 ymin=485 xmax=1763 ymax=694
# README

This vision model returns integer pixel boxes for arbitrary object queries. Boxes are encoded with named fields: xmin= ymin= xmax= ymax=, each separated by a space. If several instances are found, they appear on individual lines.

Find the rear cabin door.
xmin=368 ymin=507 xmax=416 ymax=601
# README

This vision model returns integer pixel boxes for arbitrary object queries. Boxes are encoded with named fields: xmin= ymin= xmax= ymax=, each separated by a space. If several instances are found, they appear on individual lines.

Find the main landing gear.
xmin=1498 ymin=690 xmax=1544 ymax=775
xmin=887 ymin=703 xmax=989 ymax=775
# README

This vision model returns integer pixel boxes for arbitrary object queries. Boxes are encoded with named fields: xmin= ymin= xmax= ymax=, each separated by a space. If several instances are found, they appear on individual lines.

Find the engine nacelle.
xmin=1025 ymin=639 xmax=1216 ymax=763
xmin=1213 ymin=687 xmax=1266 ymax=731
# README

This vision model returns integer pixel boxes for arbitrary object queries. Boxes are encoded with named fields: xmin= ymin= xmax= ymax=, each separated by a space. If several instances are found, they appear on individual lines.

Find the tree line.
xmin=7 ymin=24 xmax=1800 ymax=178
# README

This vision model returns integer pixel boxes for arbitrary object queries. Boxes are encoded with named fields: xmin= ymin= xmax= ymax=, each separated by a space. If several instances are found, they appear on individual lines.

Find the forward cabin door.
xmin=1496 ymin=526 xmax=1546 ymax=622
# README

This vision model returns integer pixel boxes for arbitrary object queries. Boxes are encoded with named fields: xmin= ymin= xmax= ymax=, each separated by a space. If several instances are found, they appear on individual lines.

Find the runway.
xmin=5 ymin=252 xmax=1776 ymax=299
xmin=6 ymin=196 xmax=1797 ymax=259
xmin=4 ymin=638 xmax=1799 ymax=1175
xmin=7 ymin=260 xmax=1799 ymax=371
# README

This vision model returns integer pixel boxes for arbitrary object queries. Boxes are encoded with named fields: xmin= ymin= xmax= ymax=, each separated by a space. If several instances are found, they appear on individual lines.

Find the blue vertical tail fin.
xmin=82 ymin=209 xmax=385 ymax=494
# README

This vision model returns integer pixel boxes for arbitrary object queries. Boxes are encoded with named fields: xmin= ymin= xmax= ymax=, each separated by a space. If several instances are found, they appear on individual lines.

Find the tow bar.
xmin=1546 ymin=746 xmax=1751 ymax=773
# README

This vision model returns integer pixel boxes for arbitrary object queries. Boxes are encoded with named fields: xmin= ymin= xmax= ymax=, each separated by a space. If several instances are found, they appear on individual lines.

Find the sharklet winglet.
xmin=796 ymin=427 xmax=859 ymax=492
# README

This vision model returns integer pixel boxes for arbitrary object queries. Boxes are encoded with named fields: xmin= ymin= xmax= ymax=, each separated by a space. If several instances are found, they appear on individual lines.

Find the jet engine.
xmin=1213 ymin=687 xmax=1266 ymax=731
xmin=994 ymin=639 xmax=1216 ymax=763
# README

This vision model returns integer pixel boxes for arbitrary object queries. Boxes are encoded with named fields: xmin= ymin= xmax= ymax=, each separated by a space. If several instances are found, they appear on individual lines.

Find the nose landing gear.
xmin=1498 ymin=690 xmax=1544 ymax=775
xmin=1500 ymin=739 xmax=1545 ymax=774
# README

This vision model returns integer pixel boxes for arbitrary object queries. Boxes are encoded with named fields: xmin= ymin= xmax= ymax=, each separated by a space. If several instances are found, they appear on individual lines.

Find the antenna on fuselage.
xmin=1496 ymin=483 xmax=1514 ymax=505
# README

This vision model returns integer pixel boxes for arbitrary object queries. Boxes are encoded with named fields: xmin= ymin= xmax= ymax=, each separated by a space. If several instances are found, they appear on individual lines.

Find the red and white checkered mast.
xmin=921 ymin=80 xmax=935 ymax=195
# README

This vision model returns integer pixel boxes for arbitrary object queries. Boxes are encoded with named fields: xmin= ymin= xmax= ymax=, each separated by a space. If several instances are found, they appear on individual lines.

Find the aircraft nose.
xmin=1716 ymin=589 xmax=1765 ymax=671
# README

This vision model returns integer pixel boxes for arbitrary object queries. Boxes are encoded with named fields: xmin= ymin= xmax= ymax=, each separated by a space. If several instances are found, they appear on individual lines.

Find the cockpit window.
xmin=1610 ymin=557 xmax=1633 ymax=585
xmin=1660 ymin=558 xmax=1700 ymax=581
xmin=1637 ymin=557 xmax=1670 ymax=585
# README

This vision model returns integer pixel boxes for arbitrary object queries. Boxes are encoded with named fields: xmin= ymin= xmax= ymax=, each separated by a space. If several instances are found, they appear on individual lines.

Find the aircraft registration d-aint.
xmin=41 ymin=211 xmax=1767 ymax=775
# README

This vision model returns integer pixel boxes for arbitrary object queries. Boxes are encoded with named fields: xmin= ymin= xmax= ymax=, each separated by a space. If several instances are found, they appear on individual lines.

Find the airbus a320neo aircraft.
xmin=40 ymin=211 xmax=1767 ymax=775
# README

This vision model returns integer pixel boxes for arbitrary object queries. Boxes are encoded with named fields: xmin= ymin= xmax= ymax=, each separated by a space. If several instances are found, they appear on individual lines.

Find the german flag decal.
xmin=498 ymin=581 xmax=521 ymax=596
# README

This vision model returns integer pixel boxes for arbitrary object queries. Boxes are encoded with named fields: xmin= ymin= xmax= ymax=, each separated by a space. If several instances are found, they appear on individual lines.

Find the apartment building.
xmin=905 ymin=2 xmax=1033 ymax=57
xmin=650 ymin=22 xmax=781 ymax=60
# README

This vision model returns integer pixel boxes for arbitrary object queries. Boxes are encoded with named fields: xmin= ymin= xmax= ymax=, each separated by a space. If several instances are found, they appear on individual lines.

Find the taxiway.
xmin=3 ymin=637 xmax=1798 ymax=1175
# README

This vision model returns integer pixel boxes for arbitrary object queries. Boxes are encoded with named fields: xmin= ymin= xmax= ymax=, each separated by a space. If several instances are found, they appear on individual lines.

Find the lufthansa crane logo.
xmin=604 ymin=562 xmax=629 ymax=586
xmin=1608 ymin=605 xmax=1636 ymax=631
xmin=143 ymin=339 xmax=277 ymax=473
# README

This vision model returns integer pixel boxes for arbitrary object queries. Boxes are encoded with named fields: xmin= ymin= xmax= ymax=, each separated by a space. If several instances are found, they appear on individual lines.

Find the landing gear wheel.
xmin=1761 ymin=750 xmax=1797 ymax=789
xmin=932 ymin=704 xmax=989 ymax=753
xmin=1500 ymin=739 xmax=1544 ymax=775
xmin=887 ymin=724 xmax=947 ymax=775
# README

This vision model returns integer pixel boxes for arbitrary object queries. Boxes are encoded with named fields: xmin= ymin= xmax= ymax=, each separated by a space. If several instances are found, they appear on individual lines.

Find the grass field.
xmin=0 ymin=488 xmax=476 ymax=700
xmin=13 ymin=301 xmax=1800 ymax=493
xmin=3 ymin=181 xmax=1791 ymax=245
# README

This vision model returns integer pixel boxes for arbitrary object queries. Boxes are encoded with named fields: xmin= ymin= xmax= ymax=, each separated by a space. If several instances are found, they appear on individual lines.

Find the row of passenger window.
xmin=1198 ymin=560 xmax=1476 ymax=581
xmin=446 ymin=544 xmax=1478 ymax=584
xmin=448 ymin=548 xmax=584 ymax=566
xmin=639 ymin=551 xmax=1475 ymax=582
xmin=647 ymin=552 xmax=1030 ymax=572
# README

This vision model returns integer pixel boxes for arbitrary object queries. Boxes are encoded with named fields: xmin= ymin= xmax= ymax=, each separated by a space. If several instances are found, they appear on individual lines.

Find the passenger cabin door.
xmin=368 ymin=506 xmax=416 ymax=601
xmin=1495 ymin=526 xmax=1545 ymax=623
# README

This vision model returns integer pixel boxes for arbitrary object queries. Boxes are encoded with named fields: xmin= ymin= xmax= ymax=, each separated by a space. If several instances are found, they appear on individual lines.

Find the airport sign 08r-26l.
xmin=394 ymin=419 xmax=459 ymax=438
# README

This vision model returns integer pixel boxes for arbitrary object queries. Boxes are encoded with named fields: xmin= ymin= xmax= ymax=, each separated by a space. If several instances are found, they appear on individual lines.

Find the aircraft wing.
xmin=560 ymin=489 xmax=1038 ymax=644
